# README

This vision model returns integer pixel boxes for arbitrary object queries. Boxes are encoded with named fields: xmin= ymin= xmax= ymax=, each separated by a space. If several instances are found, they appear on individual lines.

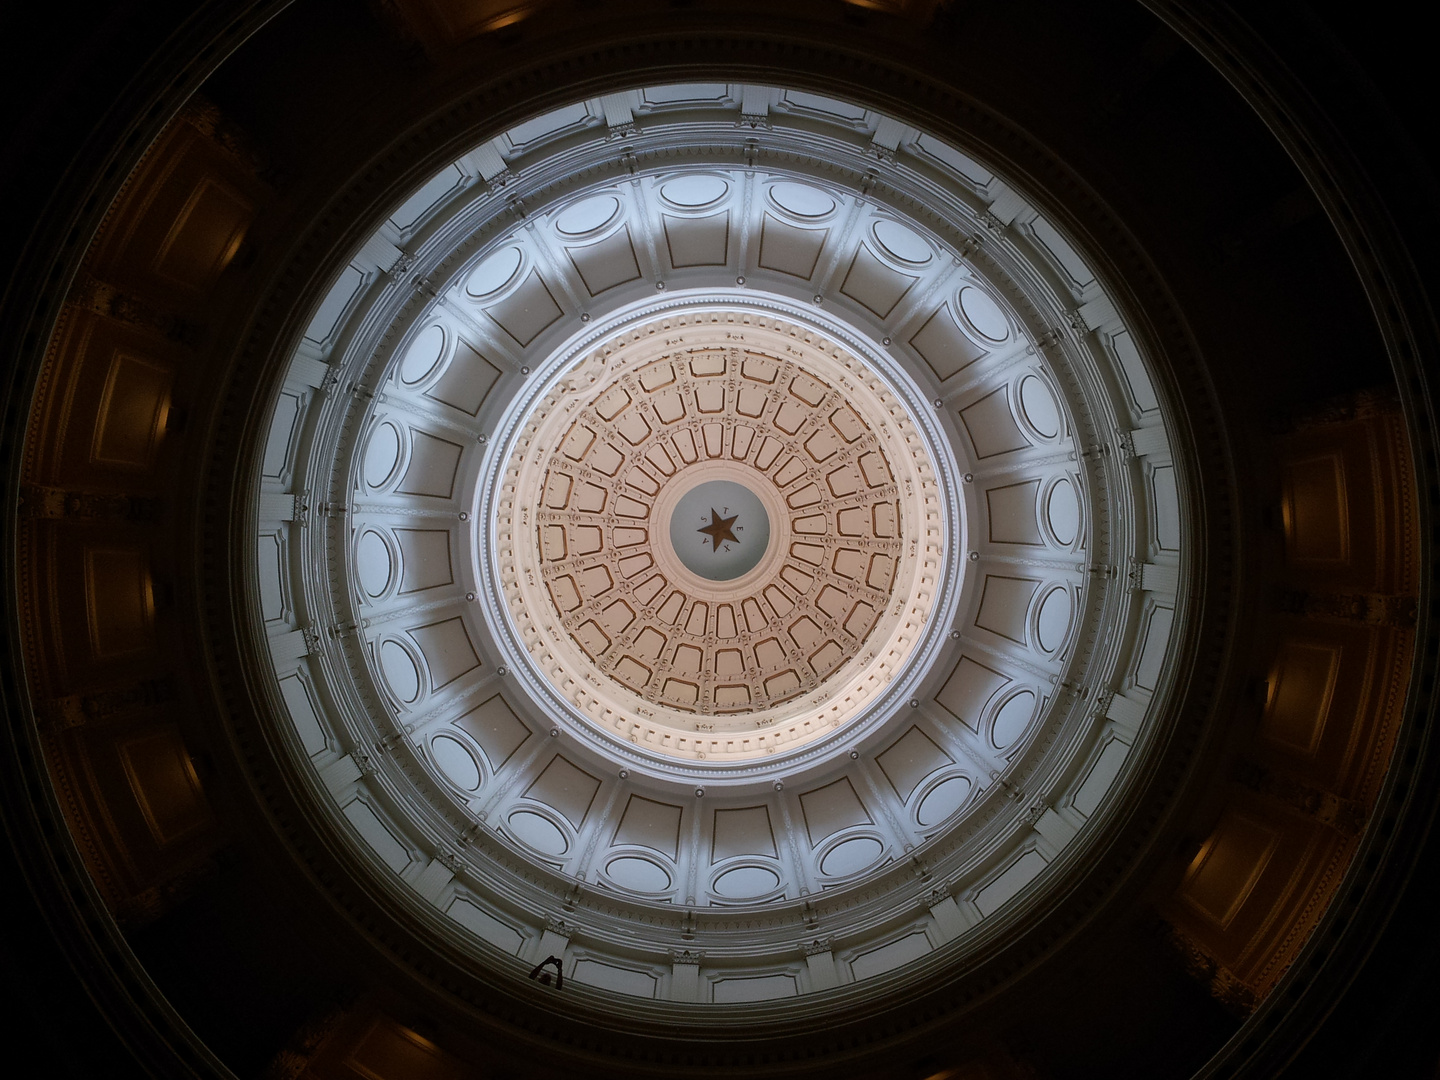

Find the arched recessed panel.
xmin=432 ymin=734 xmax=482 ymax=791
xmin=1036 ymin=587 xmax=1072 ymax=653
xmin=355 ymin=530 xmax=394 ymax=597
xmin=820 ymin=835 xmax=884 ymax=877
xmin=769 ymin=181 xmax=836 ymax=218
xmin=659 ymin=174 xmax=728 ymax=208
xmin=400 ymin=324 xmax=447 ymax=384
xmin=712 ymin=864 xmax=781 ymax=899
xmin=379 ymin=640 xmax=422 ymax=702
xmin=507 ymin=809 xmax=569 ymax=856
xmin=958 ymin=284 xmax=1009 ymax=341
xmin=606 ymin=855 xmax=672 ymax=893
xmin=465 ymin=246 xmax=524 ymax=299
xmin=556 ymin=194 xmax=621 ymax=236
xmin=363 ymin=422 xmax=402 ymax=488
xmin=1019 ymin=375 xmax=1061 ymax=438
xmin=1046 ymin=478 xmax=1081 ymax=546
xmin=872 ymin=219 xmax=931 ymax=264
xmin=917 ymin=775 xmax=972 ymax=826
xmin=993 ymin=690 xmax=1037 ymax=749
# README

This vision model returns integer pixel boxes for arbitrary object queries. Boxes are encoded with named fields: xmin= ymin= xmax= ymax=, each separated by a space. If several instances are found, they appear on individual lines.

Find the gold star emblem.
xmin=697 ymin=508 xmax=740 ymax=551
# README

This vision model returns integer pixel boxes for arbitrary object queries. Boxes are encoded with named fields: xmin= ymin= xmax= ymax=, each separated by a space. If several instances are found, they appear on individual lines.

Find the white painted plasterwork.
xmin=249 ymin=83 xmax=1187 ymax=1012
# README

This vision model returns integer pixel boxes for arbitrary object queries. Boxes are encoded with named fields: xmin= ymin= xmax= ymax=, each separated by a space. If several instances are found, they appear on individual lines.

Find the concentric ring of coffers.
xmin=254 ymin=83 xmax=1184 ymax=1007
xmin=497 ymin=307 xmax=941 ymax=762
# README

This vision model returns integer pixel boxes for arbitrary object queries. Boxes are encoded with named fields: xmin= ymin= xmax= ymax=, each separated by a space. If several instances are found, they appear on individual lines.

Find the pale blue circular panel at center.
xmin=670 ymin=480 xmax=770 ymax=581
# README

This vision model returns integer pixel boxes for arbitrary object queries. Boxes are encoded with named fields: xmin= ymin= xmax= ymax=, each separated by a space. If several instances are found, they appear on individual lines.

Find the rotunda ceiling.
xmin=251 ymin=82 xmax=1186 ymax=1012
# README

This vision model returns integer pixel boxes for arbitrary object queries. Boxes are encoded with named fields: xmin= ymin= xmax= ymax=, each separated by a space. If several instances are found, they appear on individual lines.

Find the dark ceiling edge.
xmin=1138 ymin=3 xmax=1440 ymax=1077
xmin=0 ymin=4 xmax=291 ymax=1079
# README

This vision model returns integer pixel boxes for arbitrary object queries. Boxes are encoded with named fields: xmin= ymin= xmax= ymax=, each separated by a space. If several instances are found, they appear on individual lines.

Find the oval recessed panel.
xmin=355 ymin=530 xmax=393 ymax=598
xmin=431 ymin=734 xmax=481 ymax=791
xmin=917 ymin=775 xmax=972 ymax=826
xmin=465 ymin=246 xmax=523 ymax=299
xmin=659 ymin=174 xmax=728 ymax=208
xmin=363 ymin=422 xmax=402 ymax=488
xmin=820 ymin=836 xmax=884 ymax=877
xmin=712 ymin=865 xmax=781 ymax=899
xmin=770 ymin=182 xmax=836 ymax=218
xmin=958 ymin=285 xmax=1009 ymax=342
xmin=508 ymin=810 xmax=568 ymax=855
xmin=1019 ymin=375 xmax=1062 ymax=438
xmin=873 ymin=219 xmax=932 ymax=264
xmin=993 ymin=691 xmax=1036 ymax=749
xmin=1036 ymin=587 xmax=1072 ymax=653
xmin=1047 ymin=478 xmax=1080 ymax=546
xmin=400 ymin=324 xmax=447 ymax=384
xmin=606 ymin=855 xmax=672 ymax=893
xmin=379 ymin=640 xmax=421 ymax=703
xmin=556 ymin=194 xmax=621 ymax=237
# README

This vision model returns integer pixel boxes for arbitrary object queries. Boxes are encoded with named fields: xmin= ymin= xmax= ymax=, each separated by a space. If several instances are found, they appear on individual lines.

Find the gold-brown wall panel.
xmin=89 ymin=121 xmax=259 ymax=312
xmin=25 ymin=310 xmax=181 ymax=490
xmin=1171 ymin=793 xmax=1345 ymax=987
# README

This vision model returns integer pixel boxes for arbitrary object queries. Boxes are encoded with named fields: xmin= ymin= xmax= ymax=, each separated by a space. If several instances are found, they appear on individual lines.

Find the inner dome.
xmin=495 ymin=305 xmax=943 ymax=762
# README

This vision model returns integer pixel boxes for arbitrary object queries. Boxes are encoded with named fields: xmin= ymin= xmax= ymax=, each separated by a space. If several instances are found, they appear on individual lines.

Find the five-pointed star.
xmin=697 ymin=508 xmax=740 ymax=551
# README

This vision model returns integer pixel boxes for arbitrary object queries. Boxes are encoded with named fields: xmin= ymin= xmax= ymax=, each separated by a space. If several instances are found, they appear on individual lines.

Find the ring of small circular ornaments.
xmin=493 ymin=303 xmax=945 ymax=770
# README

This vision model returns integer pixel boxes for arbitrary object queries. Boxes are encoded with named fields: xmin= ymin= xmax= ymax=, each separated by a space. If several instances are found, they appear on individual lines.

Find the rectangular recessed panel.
xmin=1181 ymin=812 xmax=1279 ymax=929
xmin=263 ymin=390 xmax=302 ymax=478
xmin=396 ymin=529 xmax=454 ymax=593
xmin=1282 ymin=454 xmax=1348 ymax=564
xmin=92 ymin=352 xmax=172 ymax=468
xmin=409 ymin=616 xmax=480 ymax=690
xmin=119 ymin=727 xmax=211 ymax=846
xmin=257 ymin=532 xmax=285 ymax=622
xmin=974 ymin=850 xmax=1047 ymax=916
xmin=485 ymin=270 xmax=563 ymax=346
xmin=343 ymin=799 xmax=411 ymax=873
xmin=876 ymin=726 xmax=953 ymax=801
xmin=799 ymin=777 xmax=870 ymax=846
xmin=1132 ymin=604 xmax=1175 ymax=691
xmin=572 ymin=959 xmax=657 ymax=998
xmin=1071 ymin=737 xmax=1129 ymax=817
xmin=936 ymin=655 xmax=1010 ymax=730
xmin=960 ymin=387 xmax=1030 ymax=459
xmin=85 ymin=546 xmax=153 ymax=658
xmin=568 ymin=228 xmax=642 ymax=295
xmin=850 ymin=932 xmax=932 ymax=981
xmin=909 ymin=305 xmax=986 ymax=381
xmin=447 ymin=898 xmax=525 ymax=954
xmin=524 ymin=755 xmax=602 ymax=828
xmin=305 ymin=264 xmax=367 ymax=345
xmin=974 ymin=575 xmax=1040 ymax=644
xmin=397 ymin=430 xmax=463 ymax=499
xmin=757 ymin=216 xmax=827 ymax=279
xmin=454 ymin=695 xmax=530 ymax=770
xmin=712 ymin=973 xmax=797 ymax=1003
xmin=839 ymin=245 xmax=918 ymax=318
xmin=427 ymin=339 xmax=501 ymax=416
xmin=613 ymin=795 xmax=684 ymax=859
xmin=985 ymin=479 xmax=1044 ymax=545
xmin=1262 ymin=640 xmax=1342 ymax=754
xmin=664 ymin=211 xmax=730 ymax=267
xmin=1151 ymin=464 xmax=1182 ymax=551
xmin=1109 ymin=329 xmax=1159 ymax=413
xmin=152 ymin=177 xmax=252 ymax=292
xmin=278 ymin=673 xmax=328 ymax=756
xmin=391 ymin=163 xmax=465 ymax=234
xmin=711 ymin=805 xmax=778 ymax=861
